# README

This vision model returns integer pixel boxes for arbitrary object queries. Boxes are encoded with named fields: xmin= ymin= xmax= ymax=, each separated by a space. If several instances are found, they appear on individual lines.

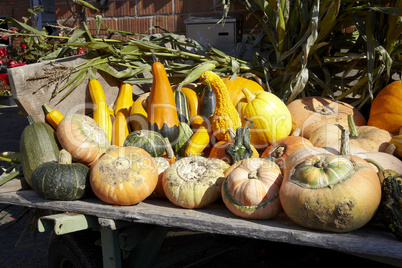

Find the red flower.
xmin=21 ymin=43 xmax=27 ymax=49
xmin=0 ymin=73 xmax=9 ymax=85
xmin=7 ymin=61 xmax=26 ymax=68
xmin=0 ymin=47 xmax=6 ymax=58
xmin=76 ymin=47 xmax=85 ymax=55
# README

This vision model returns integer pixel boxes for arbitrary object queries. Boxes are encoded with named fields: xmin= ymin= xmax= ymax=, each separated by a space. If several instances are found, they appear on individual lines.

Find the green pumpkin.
xmin=20 ymin=115 xmax=61 ymax=187
xmin=123 ymin=130 xmax=166 ymax=157
xmin=31 ymin=149 xmax=90 ymax=201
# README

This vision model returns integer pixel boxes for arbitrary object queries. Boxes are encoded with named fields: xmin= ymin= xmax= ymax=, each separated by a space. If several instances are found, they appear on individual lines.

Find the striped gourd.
xmin=174 ymin=90 xmax=191 ymax=125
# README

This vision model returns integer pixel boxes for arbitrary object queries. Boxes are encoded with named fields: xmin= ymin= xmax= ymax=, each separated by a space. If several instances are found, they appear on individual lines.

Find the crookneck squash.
xmin=200 ymin=71 xmax=241 ymax=142
xmin=114 ymin=82 xmax=133 ymax=116
xmin=20 ymin=115 xmax=62 ymax=187
xmin=42 ymin=104 xmax=64 ymax=130
xmin=147 ymin=62 xmax=180 ymax=145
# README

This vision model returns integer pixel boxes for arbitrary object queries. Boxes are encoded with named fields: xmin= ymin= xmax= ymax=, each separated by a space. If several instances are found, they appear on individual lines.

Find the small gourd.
xmin=31 ymin=149 xmax=90 ymax=201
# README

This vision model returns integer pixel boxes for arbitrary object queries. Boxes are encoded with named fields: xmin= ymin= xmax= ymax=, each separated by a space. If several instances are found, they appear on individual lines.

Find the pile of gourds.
xmin=19 ymin=62 xmax=402 ymax=239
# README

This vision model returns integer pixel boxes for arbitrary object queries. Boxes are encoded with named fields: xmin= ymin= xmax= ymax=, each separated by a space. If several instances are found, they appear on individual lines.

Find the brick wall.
xmin=53 ymin=0 xmax=260 ymax=39
xmin=1 ymin=0 xmax=260 ymax=42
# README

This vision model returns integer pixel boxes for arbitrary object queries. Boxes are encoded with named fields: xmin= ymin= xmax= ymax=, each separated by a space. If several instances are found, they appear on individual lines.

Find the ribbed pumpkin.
xmin=20 ymin=115 xmax=62 ymax=187
xmin=57 ymin=114 xmax=110 ymax=167
xmin=31 ymin=149 xmax=90 ymax=201
xmin=162 ymin=156 xmax=229 ymax=209
xmin=287 ymin=96 xmax=366 ymax=139
xmin=280 ymin=129 xmax=382 ymax=233
xmin=147 ymin=62 xmax=180 ymax=145
xmin=368 ymin=80 xmax=402 ymax=134
xmin=222 ymin=158 xmax=283 ymax=219
xmin=123 ymin=130 xmax=166 ymax=157
xmin=237 ymin=88 xmax=292 ymax=150
xmin=222 ymin=76 xmax=265 ymax=107
xmin=90 ymin=146 xmax=158 ymax=205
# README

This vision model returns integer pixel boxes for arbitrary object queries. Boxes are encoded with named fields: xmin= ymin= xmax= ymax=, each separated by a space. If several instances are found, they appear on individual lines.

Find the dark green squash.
xmin=20 ymin=115 xmax=62 ymax=188
xmin=225 ymin=118 xmax=255 ymax=163
xmin=31 ymin=149 xmax=90 ymax=201
xmin=200 ymin=82 xmax=216 ymax=119
xmin=174 ymin=90 xmax=191 ymax=125
xmin=124 ymin=130 xmax=166 ymax=157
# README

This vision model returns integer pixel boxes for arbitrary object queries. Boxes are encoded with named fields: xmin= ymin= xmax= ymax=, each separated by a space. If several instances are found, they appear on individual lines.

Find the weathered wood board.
xmin=0 ymin=189 xmax=400 ymax=267
xmin=8 ymin=55 xmax=151 ymax=123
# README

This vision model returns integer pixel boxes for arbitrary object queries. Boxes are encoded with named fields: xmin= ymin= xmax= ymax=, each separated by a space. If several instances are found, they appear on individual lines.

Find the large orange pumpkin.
xmin=368 ymin=80 xmax=402 ymax=134
xmin=287 ymin=97 xmax=366 ymax=139
xmin=90 ymin=146 xmax=158 ymax=205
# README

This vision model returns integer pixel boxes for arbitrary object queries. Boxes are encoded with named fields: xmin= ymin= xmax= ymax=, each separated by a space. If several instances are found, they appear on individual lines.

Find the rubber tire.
xmin=48 ymin=229 xmax=102 ymax=268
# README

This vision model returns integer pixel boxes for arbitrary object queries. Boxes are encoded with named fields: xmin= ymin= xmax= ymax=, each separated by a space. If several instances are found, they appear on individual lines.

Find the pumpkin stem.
xmin=164 ymin=137 xmax=175 ymax=159
xmin=364 ymin=158 xmax=385 ymax=172
xmin=241 ymin=87 xmax=256 ymax=103
xmin=59 ymin=149 xmax=73 ymax=165
xmin=27 ymin=115 xmax=37 ymax=125
xmin=314 ymin=160 xmax=327 ymax=169
xmin=385 ymin=144 xmax=396 ymax=155
xmin=291 ymin=128 xmax=301 ymax=136
xmin=248 ymin=169 xmax=258 ymax=180
xmin=340 ymin=128 xmax=350 ymax=155
xmin=347 ymin=114 xmax=359 ymax=138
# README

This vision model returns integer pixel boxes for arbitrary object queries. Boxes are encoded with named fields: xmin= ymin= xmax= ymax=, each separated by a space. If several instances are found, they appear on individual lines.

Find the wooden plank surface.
xmin=0 ymin=189 xmax=400 ymax=266
xmin=8 ymin=55 xmax=151 ymax=123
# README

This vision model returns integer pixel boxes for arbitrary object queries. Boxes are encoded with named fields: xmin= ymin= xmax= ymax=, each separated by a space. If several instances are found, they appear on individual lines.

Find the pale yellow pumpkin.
xmin=236 ymin=88 xmax=292 ymax=150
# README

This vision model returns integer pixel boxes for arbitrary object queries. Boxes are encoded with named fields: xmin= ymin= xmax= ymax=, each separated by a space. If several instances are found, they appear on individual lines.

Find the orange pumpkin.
xmin=222 ymin=76 xmax=265 ymax=107
xmin=368 ymin=80 xmax=402 ymax=134
xmin=90 ymin=146 xmax=158 ymax=205
xmin=260 ymin=135 xmax=314 ymax=168
xmin=287 ymin=96 xmax=366 ymax=138
xmin=221 ymin=158 xmax=283 ymax=219
xmin=56 ymin=114 xmax=110 ymax=167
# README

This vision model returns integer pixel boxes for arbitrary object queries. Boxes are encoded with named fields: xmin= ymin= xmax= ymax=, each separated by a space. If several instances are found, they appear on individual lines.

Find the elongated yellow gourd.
xmin=112 ymin=109 xmax=129 ymax=146
xmin=88 ymin=79 xmax=107 ymax=104
xmin=114 ymin=83 xmax=133 ymax=115
xmin=93 ymin=101 xmax=113 ymax=142
xmin=42 ymin=104 xmax=65 ymax=130
xmin=185 ymin=125 xmax=211 ymax=157
xmin=88 ymin=79 xmax=113 ymax=141
xmin=129 ymin=100 xmax=148 ymax=131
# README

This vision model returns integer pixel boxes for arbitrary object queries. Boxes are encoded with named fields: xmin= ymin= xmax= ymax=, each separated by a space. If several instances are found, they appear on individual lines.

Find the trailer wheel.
xmin=48 ymin=229 xmax=102 ymax=268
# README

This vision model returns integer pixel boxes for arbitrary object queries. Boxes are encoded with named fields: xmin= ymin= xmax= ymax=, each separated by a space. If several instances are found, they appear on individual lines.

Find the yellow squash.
xmin=129 ymin=100 xmax=148 ymax=131
xmin=112 ymin=109 xmax=129 ymax=146
xmin=114 ymin=83 xmax=133 ymax=115
xmin=42 ymin=104 xmax=65 ymax=130
xmin=88 ymin=79 xmax=113 ymax=141
xmin=237 ymin=87 xmax=292 ymax=150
